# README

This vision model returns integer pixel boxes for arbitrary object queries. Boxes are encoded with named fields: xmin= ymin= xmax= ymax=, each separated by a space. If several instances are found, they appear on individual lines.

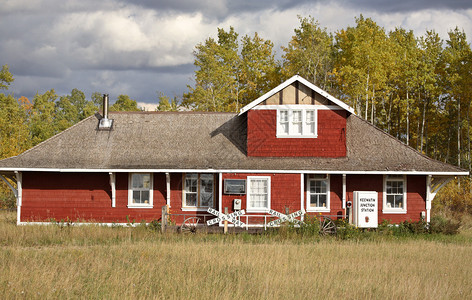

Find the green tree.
xmin=239 ymin=32 xmax=280 ymax=107
xmin=387 ymin=28 xmax=420 ymax=144
xmin=110 ymin=94 xmax=140 ymax=111
xmin=441 ymin=28 xmax=472 ymax=167
xmin=30 ymin=90 xmax=59 ymax=145
xmin=0 ymin=65 xmax=14 ymax=90
xmin=334 ymin=15 xmax=394 ymax=124
xmin=282 ymin=16 xmax=334 ymax=90
xmin=184 ymin=27 xmax=279 ymax=112
xmin=55 ymin=89 xmax=99 ymax=131
xmin=0 ymin=66 xmax=30 ymax=159
xmin=157 ymin=92 xmax=179 ymax=111
xmin=183 ymin=27 xmax=240 ymax=112
xmin=416 ymin=30 xmax=443 ymax=153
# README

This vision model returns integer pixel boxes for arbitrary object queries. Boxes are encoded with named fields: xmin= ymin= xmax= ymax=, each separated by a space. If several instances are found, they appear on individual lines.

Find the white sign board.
xmin=206 ymin=208 xmax=246 ymax=227
xmin=267 ymin=209 xmax=305 ymax=227
xmin=353 ymin=191 xmax=378 ymax=228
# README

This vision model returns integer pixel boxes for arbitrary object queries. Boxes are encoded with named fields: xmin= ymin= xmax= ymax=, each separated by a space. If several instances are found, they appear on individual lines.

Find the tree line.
xmin=184 ymin=15 xmax=472 ymax=170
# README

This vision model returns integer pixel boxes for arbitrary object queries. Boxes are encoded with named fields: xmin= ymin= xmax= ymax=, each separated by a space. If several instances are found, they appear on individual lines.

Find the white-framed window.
xmin=182 ymin=173 xmax=215 ymax=210
xmin=383 ymin=175 xmax=407 ymax=214
xmin=306 ymin=174 xmax=330 ymax=212
xmin=277 ymin=107 xmax=318 ymax=138
xmin=128 ymin=173 xmax=153 ymax=208
xmin=247 ymin=176 xmax=271 ymax=213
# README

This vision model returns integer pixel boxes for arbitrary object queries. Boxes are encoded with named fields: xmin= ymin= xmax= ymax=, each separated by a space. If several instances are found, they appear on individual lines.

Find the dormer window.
xmin=276 ymin=107 xmax=318 ymax=138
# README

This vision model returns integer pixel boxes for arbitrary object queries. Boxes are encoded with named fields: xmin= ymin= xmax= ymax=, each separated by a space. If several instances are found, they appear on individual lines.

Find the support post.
xmin=109 ymin=172 xmax=116 ymax=208
xmin=342 ymin=174 xmax=346 ymax=210
xmin=224 ymin=207 xmax=228 ymax=234
xmin=426 ymin=175 xmax=453 ymax=223
xmin=300 ymin=173 xmax=304 ymax=222
xmin=15 ymin=171 xmax=22 ymax=225
xmin=218 ymin=173 xmax=223 ymax=227
xmin=165 ymin=173 xmax=171 ymax=207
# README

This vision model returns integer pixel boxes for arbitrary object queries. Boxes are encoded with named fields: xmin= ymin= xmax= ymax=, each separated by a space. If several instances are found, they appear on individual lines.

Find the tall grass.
xmin=1 ymin=211 xmax=472 ymax=299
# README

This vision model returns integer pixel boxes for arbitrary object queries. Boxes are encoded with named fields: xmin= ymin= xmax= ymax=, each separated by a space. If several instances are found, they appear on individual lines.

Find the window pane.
xmin=142 ymin=174 xmax=150 ymax=189
xmin=319 ymin=195 xmax=327 ymax=207
xmin=200 ymin=174 xmax=213 ymax=207
xmin=280 ymin=111 xmax=288 ymax=122
xmin=133 ymin=191 xmax=141 ymax=203
xmin=310 ymin=195 xmax=318 ymax=207
xmin=141 ymin=191 xmax=150 ymax=204
xmin=186 ymin=194 xmax=197 ymax=207
xmin=201 ymin=193 xmax=213 ymax=207
xmin=395 ymin=195 xmax=403 ymax=208
xmin=132 ymin=174 xmax=144 ymax=188
xmin=306 ymin=111 xmax=314 ymax=123
xmin=292 ymin=111 xmax=301 ymax=122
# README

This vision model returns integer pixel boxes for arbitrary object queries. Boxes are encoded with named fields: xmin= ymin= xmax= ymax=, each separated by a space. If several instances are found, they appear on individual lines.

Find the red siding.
xmin=346 ymin=175 xmax=426 ymax=223
xmin=21 ymin=172 xmax=166 ymax=223
xmin=247 ymin=109 xmax=347 ymax=157
xmin=20 ymin=172 xmax=427 ymax=225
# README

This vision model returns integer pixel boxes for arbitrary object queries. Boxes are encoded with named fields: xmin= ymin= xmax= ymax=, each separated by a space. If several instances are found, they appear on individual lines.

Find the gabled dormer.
xmin=239 ymin=75 xmax=355 ymax=157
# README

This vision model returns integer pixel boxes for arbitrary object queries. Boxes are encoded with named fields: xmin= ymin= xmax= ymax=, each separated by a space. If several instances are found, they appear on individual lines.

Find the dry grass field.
xmin=1 ymin=211 xmax=472 ymax=299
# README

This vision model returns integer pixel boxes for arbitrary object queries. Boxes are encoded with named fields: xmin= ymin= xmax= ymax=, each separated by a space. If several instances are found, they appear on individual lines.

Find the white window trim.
xmin=182 ymin=173 xmax=216 ymax=211
xmin=276 ymin=106 xmax=318 ymax=138
xmin=383 ymin=175 xmax=407 ymax=214
xmin=128 ymin=173 xmax=153 ymax=209
xmin=306 ymin=175 xmax=330 ymax=212
xmin=246 ymin=176 xmax=271 ymax=213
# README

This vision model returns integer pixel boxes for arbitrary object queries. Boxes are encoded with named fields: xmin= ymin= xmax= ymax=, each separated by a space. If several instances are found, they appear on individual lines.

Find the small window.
xmin=247 ymin=176 xmax=271 ymax=212
xmin=279 ymin=110 xmax=289 ymax=134
xmin=224 ymin=179 xmax=246 ymax=194
xmin=383 ymin=175 xmax=407 ymax=213
xmin=307 ymin=174 xmax=330 ymax=212
xmin=128 ymin=173 xmax=153 ymax=208
xmin=277 ymin=108 xmax=318 ymax=138
xmin=183 ymin=173 xmax=215 ymax=210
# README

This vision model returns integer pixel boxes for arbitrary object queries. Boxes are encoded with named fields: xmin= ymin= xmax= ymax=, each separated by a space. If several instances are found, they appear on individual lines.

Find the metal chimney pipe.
xmin=103 ymin=94 xmax=109 ymax=119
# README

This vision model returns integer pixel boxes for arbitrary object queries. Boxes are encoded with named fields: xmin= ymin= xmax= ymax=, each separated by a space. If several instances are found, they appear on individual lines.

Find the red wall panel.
xmin=20 ymin=172 xmax=427 ymax=225
xmin=346 ymin=175 xmax=426 ymax=223
xmin=21 ymin=172 xmax=166 ymax=223
xmin=247 ymin=109 xmax=347 ymax=157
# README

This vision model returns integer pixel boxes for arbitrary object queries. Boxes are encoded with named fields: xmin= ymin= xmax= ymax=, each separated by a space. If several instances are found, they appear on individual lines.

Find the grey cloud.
xmin=122 ymin=0 xmax=317 ymax=20
xmin=339 ymin=0 xmax=472 ymax=13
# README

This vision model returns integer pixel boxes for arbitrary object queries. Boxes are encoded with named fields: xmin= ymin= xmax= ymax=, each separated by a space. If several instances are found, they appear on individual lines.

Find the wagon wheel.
xmin=319 ymin=217 xmax=337 ymax=236
xmin=179 ymin=217 xmax=200 ymax=234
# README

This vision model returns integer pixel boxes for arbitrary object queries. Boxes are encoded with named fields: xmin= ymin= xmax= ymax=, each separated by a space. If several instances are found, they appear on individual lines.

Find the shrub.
xmin=147 ymin=220 xmax=161 ymax=231
xmin=430 ymin=215 xmax=461 ymax=235
xmin=434 ymin=178 xmax=472 ymax=214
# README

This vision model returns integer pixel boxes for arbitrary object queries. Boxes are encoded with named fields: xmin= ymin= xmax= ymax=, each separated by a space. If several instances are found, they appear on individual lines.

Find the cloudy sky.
xmin=2 ymin=0 xmax=471 ymax=110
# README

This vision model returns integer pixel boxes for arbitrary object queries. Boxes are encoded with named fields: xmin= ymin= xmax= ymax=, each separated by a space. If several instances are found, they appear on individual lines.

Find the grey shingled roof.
xmin=0 ymin=111 xmax=466 ymax=174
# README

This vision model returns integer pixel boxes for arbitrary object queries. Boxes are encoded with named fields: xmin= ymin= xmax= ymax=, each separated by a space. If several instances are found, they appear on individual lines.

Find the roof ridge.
xmin=350 ymin=114 xmax=466 ymax=172
xmin=15 ymin=114 xmax=98 ymax=159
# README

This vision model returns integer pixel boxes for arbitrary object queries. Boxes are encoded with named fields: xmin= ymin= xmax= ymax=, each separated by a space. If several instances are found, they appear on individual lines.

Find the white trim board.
xmin=0 ymin=167 xmax=467 ymax=176
xmin=238 ymin=75 xmax=355 ymax=115
xmin=251 ymin=105 xmax=344 ymax=111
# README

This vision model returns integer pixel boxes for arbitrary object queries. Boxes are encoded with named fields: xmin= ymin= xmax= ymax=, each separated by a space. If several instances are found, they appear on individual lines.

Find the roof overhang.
xmin=1 ymin=167 xmax=467 ymax=176
xmin=238 ymin=75 xmax=355 ymax=116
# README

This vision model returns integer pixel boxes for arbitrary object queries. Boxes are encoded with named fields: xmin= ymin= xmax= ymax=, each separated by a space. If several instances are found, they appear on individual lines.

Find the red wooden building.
xmin=0 ymin=75 xmax=467 ymax=227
